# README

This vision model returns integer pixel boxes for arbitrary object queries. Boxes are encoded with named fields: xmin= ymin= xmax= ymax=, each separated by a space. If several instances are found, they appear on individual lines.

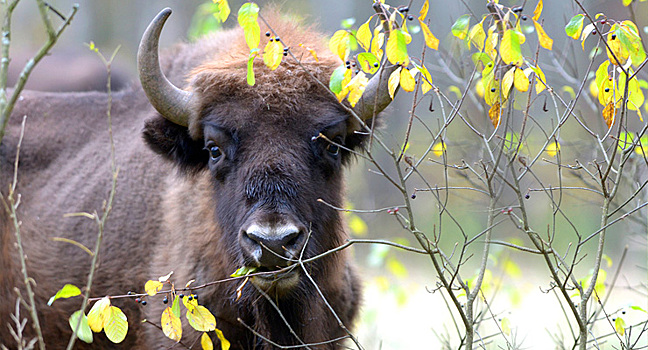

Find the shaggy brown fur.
xmin=0 ymin=10 xmax=372 ymax=349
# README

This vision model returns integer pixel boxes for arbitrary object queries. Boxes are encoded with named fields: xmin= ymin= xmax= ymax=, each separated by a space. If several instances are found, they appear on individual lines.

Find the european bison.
xmin=0 ymin=7 xmax=394 ymax=349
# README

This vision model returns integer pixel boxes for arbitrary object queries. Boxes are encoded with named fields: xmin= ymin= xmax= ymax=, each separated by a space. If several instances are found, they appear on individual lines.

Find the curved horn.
xmin=138 ymin=8 xmax=193 ymax=127
xmin=351 ymin=64 xmax=399 ymax=120
xmin=352 ymin=2 xmax=399 ymax=121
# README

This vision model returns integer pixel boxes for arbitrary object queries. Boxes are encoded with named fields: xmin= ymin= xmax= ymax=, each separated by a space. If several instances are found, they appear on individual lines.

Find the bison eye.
xmin=326 ymin=143 xmax=340 ymax=157
xmin=207 ymin=145 xmax=222 ymax=160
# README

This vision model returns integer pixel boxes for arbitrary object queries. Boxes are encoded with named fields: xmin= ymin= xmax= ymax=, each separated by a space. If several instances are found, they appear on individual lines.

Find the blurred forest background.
xmin=5 ymin=0 xmax=647 ymax=348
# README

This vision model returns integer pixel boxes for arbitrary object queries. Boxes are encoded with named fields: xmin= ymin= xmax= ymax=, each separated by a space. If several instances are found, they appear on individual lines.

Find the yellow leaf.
xmin=419 ymin=22 xmax=439 ymax=50
xmin=388 ymin=67 xmax=402 ymax=99
xmin=186 ymin=305 xmax=217 ymax=332
xmin=346 ymin=71 xmax=369 ymax=107
xmin=546 ymin=140 xmax=560 ymax=156
xmin=615 ymin=317 xmax=626 ymax=336
xmin=215 ymin=329 xmax=231 ymax=350
xmin=467 ymin=19 xmax=486 ymax=51
xmin=514 ymin=67 xmax=529 ymax=92
xmin=418 ymin=0 xmax=429 ymax=21
xmin=488 ymin=102 xmax=502 ymax=128
xmin=533 ymin=20 xmax=553 ymax=50
xmin=298 ymin=44 xmax=318 ymax=62
xmin=104 ymin=306 xmax=128 ymax=343
xmin=145 ymin=280 xmax=164 ymax=296
xmin=580 ymin=23 xmax=595 ymax=50
xmin=263 ymin=40 xmax=284 ymax=70
xmin=502 ymin=67 xmax=515 ymax=99
xmin=475 ymin=79 xmax=485 ymax=97
xmin=533 ymin=0 xmax=543 ymax=21
xmin=603 ymin=101 xmax=616 ymax=128
xmin=329 ymin=30 xmax=350 ymax=61
xmin=87 ymin=297 xmax=111 ymax=332
xmin=161 ymin=307 xmax=182 ymax=342
xmin=213 ymin=0 xmax=230 ymax=22
xmin=432 ymin=141 xmax=445 ymax=157
xmin=607 ymin=25 xmax=629 ymax=66
xmin=371 ymin=29 xmax=385 ymax=56
xmin=348 ymin=214 xmax=368 ymax=236
xmin=501 ymin=29 xmax=523 ymax=66
xmin=529 ymin=65 xmax=548 ymax=94
xmin=400 ymin=68 xmax=416 ymax=92
xmin=356 ymin=19 xmax=372 ymax=51
xmin=501 ymin=317 xmax=512 ymax=336
xmin=335 ymin=68 xmax=353 ymax=102
xmin=201 ymin=332 xmax=213 ymax=350
xmin=418 ymin=64 xmax=433 ymax=94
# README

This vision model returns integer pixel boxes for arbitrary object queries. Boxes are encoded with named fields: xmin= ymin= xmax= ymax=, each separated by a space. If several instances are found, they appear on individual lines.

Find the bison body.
xmin=1 ymin=8 xmax=392 ymax=349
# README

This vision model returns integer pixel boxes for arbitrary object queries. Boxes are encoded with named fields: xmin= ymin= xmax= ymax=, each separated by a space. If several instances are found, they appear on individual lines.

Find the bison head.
xmin=139 ymin=9 xmax=394 ymax=294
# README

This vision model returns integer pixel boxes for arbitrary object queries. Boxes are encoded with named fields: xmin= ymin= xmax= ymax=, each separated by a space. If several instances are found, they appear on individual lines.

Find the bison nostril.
xmin=242 ymin=223 xmax=305 ymax=266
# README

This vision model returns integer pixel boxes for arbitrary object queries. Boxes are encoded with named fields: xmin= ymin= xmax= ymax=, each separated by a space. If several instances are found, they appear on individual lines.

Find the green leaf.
xmin=48 ymin=284 xmax=81 ymax=306
xmin=171 ymin=294 xmax=181 ymax=318
xmin=237 ymin=3 xmax=260 ymax=50
xmin=565 ymin=14 xmax=585 ymax=40
xmin=386 ymin=29 xmax=409 ymax=66
xmin=501 ymin=29 xmax=524 ymax=66
xmin=69 ymin=311 xmax=93 ymax=344
xmin=213 ymin=0 xmax=230 ymax=23
xmin=104 ymin=306 xmax=128 ymax=343
xmin=340 ymin=17 xmax=356 ymax=29
xmin=630 ymin=305 xmax=647 ymax=313
xmin=329 ymin=65 xmax=347 ymax=94
xmin=356 ymin=52 xmax=379 ymax=74
xmin=230 ymin=266 xmax=258 ymax=277
xmin=246 ymin=49 xmax=259 ymax=86
xmin=451 ymin=14 xmax=470 ymax=40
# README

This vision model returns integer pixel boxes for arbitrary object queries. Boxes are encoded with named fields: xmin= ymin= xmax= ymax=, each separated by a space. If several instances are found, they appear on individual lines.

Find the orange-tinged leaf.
xmin=489 ymin=102 xmax=502 ymax=128
xmin=263 ymin=39 xmax=284 ymax=70
xmin=400 ymin=68 xmax=416 ymax=92
xmin=533 ymin=20 xmax=553 ymax=50
xmin=215 ymin=329 xmax=230 ymax=350
xmin=329 ymin=30 xmax=350 ymax=61
xmin=346 ymin=71 xmax=369 ymax=107
xmin=603 ymin=101 xmax=616 ymax=128
xmin=420 ymin=22 xmax=439 ymax=50
xmin=356 ymin=19 xmax=372 ymax=51
xmin=104 ymin=306 xmax=128 ymax=343
xmin=87 ymin=297 xmax=110 ymax=333
xmin=186 ymin=305 xmax=217 ymax=332
xmin=145 ymin=280 xmax=164 ymax=296
xmin=502 ymin=67 xmax=515 ymax=99
xmin=201 ymin=332 xmax=213 ymax=350
xmin=418 ymin=0 xmax=429 ymax=21
xmin=501 ymin=29 xmax=523 ymax=66
xmin=388 ymin=67 xmax=402 ymax=99
xmin=386 ymin=29 xmax=409 ymax=66
xmin=514 ymin=67 xmax=529 ymax=92
xmin=161 ymin=307 xmax=182 ymax=342
xmin=533 ymin=0 xmax=543 ymax=21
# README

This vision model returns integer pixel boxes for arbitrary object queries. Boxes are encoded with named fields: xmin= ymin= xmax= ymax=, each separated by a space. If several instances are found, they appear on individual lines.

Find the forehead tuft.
xmin=185 ymin=9 xmax=342 ymax=138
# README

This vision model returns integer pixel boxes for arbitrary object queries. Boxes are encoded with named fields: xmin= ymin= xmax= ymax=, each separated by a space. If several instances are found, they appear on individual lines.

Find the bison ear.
xmin=143 ymin=116 xmax=207 ymax=170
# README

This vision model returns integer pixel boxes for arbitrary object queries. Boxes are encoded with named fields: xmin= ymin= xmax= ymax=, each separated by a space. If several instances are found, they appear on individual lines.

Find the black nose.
xmin=240 ymin=223 xmax=306 ymax=268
